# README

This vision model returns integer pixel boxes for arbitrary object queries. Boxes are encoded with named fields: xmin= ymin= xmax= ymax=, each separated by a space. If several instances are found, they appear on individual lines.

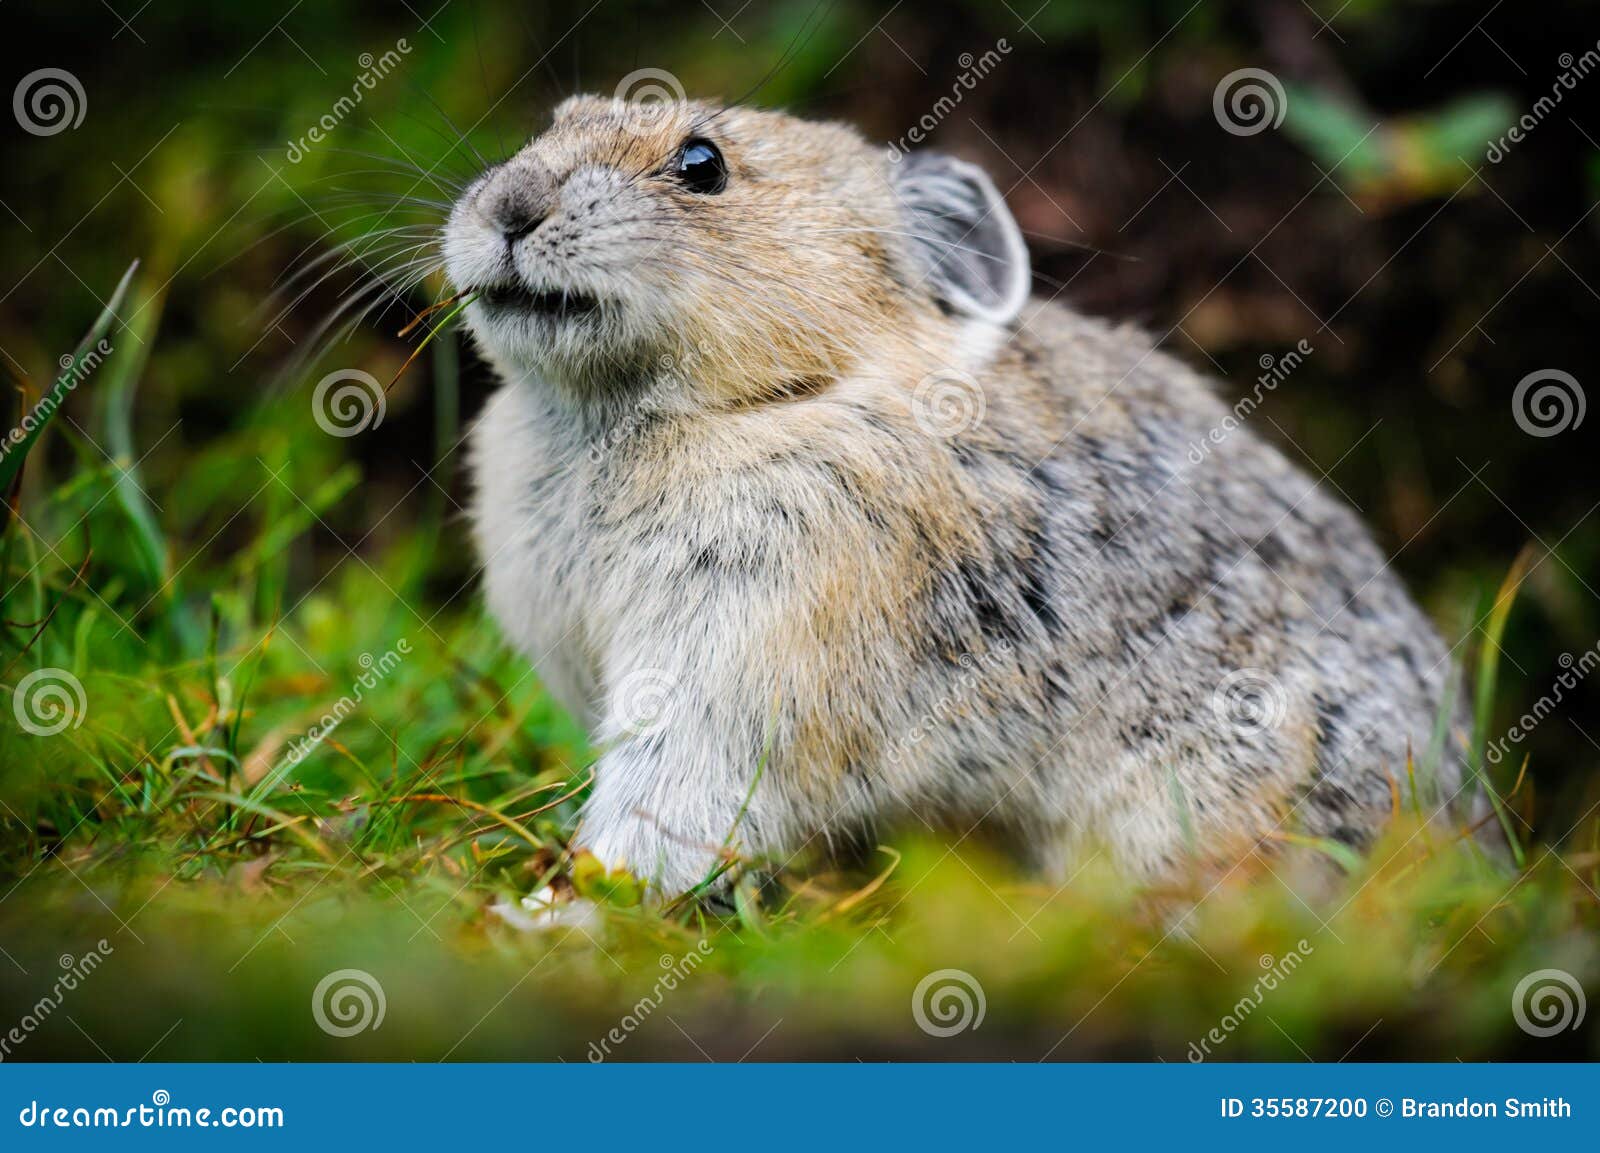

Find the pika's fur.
xmin=445 ymin=96 xmax=1466 ymax=898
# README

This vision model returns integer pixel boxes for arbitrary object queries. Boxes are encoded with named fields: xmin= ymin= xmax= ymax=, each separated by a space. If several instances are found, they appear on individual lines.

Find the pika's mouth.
xmin=477 ymin=283 xmax=599 ymax=320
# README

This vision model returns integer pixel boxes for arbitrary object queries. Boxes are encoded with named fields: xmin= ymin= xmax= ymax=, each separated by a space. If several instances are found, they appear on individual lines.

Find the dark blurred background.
xmin=3 ymin=0 xmax=1597 ymax=834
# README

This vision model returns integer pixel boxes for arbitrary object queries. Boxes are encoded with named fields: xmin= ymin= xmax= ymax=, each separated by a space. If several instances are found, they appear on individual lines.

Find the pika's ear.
xmin=892 ymin=152 xmax=1031 ymax=324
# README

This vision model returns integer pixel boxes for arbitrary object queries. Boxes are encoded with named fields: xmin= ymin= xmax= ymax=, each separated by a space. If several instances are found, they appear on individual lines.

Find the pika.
xmin=444 ymin=95 xmax=1467 ymax=900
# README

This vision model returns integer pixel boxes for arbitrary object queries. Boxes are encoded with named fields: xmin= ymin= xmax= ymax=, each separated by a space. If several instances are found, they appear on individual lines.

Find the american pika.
xmin=443 ymin=95 xmax=1467 ymax=900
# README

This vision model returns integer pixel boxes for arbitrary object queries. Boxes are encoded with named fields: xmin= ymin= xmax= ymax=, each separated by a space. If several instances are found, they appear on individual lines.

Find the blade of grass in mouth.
xmin=397 ymin=290 xmax=471 ymax=339
xmin=388 ymin=293 xmax=477 ymax=394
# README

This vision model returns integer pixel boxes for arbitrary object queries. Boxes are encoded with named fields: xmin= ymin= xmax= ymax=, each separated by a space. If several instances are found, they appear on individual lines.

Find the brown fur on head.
xmin=442 ymin=95 xmax=1031 ymax=406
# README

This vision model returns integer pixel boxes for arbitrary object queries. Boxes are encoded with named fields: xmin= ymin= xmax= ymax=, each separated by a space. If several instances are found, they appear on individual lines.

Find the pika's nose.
xmin=476 ymin=162 xmax=555 ymax=243
xmin=485 ymin=189 xmax=545 ymax=241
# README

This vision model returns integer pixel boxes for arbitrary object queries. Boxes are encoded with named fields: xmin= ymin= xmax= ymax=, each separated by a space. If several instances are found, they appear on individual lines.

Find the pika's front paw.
xmin=581 ymin=822 xmax=723 ymax=903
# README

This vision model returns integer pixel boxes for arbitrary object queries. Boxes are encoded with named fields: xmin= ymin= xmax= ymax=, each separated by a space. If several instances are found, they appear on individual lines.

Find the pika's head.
xmin=443 ymin=94 xmax=1029 ymax=402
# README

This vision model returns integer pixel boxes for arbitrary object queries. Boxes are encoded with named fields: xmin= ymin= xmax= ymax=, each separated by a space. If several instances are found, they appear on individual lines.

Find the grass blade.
xmin=1472 ymin=547 xmax=1532 ymax=867
xmin=0 ymin=261 xmax=139 ymax=495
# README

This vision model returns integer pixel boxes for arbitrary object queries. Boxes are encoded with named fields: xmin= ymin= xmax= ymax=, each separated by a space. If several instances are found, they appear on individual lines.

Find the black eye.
xmin=674 ymin=139 xmax=727 ymax=194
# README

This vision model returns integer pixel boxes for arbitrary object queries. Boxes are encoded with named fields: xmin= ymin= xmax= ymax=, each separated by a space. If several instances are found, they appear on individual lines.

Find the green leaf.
xmin=94 ymin=283 xmax=168 ymax=590
xmin=1281 ymin=86 xmax=1387 ymax=182
xmin=1282 ymin=88 xmax=1516 ymax=204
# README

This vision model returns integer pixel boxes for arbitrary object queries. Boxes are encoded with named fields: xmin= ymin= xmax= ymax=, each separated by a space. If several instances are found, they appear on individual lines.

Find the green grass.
xmin=1 ymin=263 xmax=1597 ymax=1064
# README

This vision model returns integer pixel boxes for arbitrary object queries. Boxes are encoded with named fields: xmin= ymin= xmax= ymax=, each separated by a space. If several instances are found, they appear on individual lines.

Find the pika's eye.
xmin=674 ymin=139 xmax=727 ymax=195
